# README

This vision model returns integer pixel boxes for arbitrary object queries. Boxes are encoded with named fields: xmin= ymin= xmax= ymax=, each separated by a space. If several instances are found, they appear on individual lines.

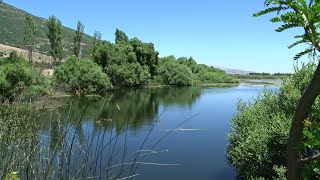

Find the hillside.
xmin=0 ymin=2 xmax=94 ymax=57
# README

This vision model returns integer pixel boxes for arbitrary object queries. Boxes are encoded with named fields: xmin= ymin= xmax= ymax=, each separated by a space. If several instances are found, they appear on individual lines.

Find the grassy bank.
xmin=233 ymin=74 xmax=290 ymax=80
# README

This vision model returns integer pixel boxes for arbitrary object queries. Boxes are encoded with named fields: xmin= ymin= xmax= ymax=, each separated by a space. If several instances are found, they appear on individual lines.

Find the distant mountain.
xmin=215 ymin=66 xmax=255 ymax=75
xmin=0 ymin=2 xmax=94 ymax=57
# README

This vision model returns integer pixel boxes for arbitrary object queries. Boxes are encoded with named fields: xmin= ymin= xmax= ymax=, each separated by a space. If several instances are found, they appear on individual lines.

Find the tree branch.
xmin=301 ymin=154 xmax=320 ymax=163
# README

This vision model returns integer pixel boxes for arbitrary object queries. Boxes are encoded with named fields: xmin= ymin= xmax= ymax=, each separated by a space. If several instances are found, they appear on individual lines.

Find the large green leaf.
xmin=275 ymin=23 xmax=302 ymax=32
xmin=293 ymin=48 xmax=313 ymax=60
xmin=253 ymin=7 xmax=288 ymax=17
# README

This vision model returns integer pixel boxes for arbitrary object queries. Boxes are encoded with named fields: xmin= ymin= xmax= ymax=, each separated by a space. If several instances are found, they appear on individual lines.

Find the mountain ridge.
xmin=0 ymin=2 xmax=94 ymax=57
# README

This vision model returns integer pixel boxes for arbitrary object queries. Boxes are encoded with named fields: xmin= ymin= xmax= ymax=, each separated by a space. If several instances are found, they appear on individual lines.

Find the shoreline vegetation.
xmin=0 ymin=2 xmax=295 ymax=179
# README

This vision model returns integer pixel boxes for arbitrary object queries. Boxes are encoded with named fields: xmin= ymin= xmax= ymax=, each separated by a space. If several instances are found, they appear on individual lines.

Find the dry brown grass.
xmin=0 ymin=43 xmax=53 ymax=63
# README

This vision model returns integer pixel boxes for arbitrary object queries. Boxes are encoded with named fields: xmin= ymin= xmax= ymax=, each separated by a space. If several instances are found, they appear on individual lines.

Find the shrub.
xmin=157 ymin=61 xmax=193 ymax=86
xmin=54 ymin=57 xmax=112 ymax=94
xmin=0 ymin=54 xmax=51 ymax=101
xmin=228 ymin=62 xmax=320 ymax=179
xmin=106 ymin=63 xmax=151 ymax=87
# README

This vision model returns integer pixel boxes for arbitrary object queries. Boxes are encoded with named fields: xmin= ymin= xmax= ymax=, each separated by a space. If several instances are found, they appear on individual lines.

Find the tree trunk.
xmin=287 ymin=62 xmax=320 ymax=180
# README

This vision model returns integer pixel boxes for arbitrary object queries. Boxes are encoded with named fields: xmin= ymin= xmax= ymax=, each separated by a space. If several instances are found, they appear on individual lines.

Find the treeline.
xmin=248 ymin=72 xmax=292 ymax=76
xmin=0 ymin=15 xmax=238 ymax=100
xmin=56 ymin=29 xmax=238 ymax=92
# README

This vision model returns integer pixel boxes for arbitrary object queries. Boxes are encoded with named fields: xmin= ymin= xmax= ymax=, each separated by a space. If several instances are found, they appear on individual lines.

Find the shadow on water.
xmin=0 ymin=87 xmax=203 ymax=179
xmin=41 ymin=87 xmax=202 ymax=133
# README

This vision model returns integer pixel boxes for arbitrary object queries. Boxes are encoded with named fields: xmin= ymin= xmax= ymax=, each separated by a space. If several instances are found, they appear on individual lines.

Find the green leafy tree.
xmin=115 ymin=28 xmax=129 ymax=44
xmin=93 ymin=35 xmax=158 ymax=86
xmin=157 ymin=60 xmax=193 ymax=86
xmin=129 ymin=38 xmax=159 ymax=77
xmin=0 ymin=52 xmax=51 ymax=101
xmin=24 ymin=15 xmax=36 ymax=62
xmin=254 ymin=1 xmax=320 ymax=179
xmin=73 ymin=21 xmax=85 ymax=60
xmin=106 ymin=63 xmax=151 ymax=87
xmin=47 ymin=15 xmax=64 ymax=68
xmin=54 ymin=57 xmax=112 ymax=94
xmin=92 ymin=30 xmax=102 ymax=55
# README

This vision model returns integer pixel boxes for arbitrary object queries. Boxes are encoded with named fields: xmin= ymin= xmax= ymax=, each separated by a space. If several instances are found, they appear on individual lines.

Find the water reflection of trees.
xmin=0 ymin=87 xmax=202 ymax=179
xmin=41 ymin=87 xmax=202 ymax=134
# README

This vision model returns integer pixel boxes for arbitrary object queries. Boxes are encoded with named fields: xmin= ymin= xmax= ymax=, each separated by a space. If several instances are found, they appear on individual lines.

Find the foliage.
xmin=5 ymin=171 xmax=19 ymax=180
xmin=254 ymin=1 xmax=320 ymax=178
xmin=157 ymin=56 xmax=238 ymax=86
xmin=92 ymin=30 xmax=102 ymax=55
xmin=228 ymin=62 xmax=320 ymax=179
xmin=93 ymin=31 xmax=159 ymax=86
xmin=73 ymin=21 xmax=85 ymax=59
xmin=115 ymin=28 xmax=129 ymax=44
xmin=253 ymin=0 xmax=320 ymax=60
xmin=54 ymin=57 xmax=112 ymax=94
xmin=47 ymin=15 xmax=64 ymax=67
xmin=157 ymin=60 xmax=193 ymax=86
xmin=130 ymin=37 xmax=159 ymax=77
xmin=24 ymin=14 xmax=36 ymax=62
xmin=106 ymin=63 xmax=151 ymax=87
xmin=3 ymin=51 xmax=25 ymax=64
xmin=0 ymin=53 xmax=51 ymax=101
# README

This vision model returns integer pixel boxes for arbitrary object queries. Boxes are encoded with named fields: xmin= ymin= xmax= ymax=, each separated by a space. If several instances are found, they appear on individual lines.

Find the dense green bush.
xmin=54 ymin=57 xmax=112 ymax=94
xmin=92 ymin=32 xmax=159 ymax=87
xmin=228 ymin=62 xmax=320 ymax=179
xmin=157 ymin=56 xmax=238 ymax=86
xmin=0 ymin=53 xmax=51 ymax=101
xmin=106 ymin=63 xmax=150 ymax=87
xmin=157 ymin=61 xmax=193 ymax=86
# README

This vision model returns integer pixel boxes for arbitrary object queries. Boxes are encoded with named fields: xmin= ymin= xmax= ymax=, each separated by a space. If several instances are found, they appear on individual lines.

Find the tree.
xmin=0 ymin=52 xmax=51 ymax=101
xmin=115 ymin=28 xmax=129 ymax=44
xmin=73 ymin=21 xmax=85 ymax=60
xmin=47 ymin=15 xmax=64 ymax=68
xmin=24 ymin=15 xmax=36 ymax=63
xmin=254 ymin=1 xmax=320 ymax=179
xmin=157 ymin=61 xmax=193 ymax=86
xmin=54 ymin=57 xmax=112 ymax=94
xmin=92 ymin=30 xmax=102 ymax=55
xmin=129 ymin=38 xmax=159 ymax=77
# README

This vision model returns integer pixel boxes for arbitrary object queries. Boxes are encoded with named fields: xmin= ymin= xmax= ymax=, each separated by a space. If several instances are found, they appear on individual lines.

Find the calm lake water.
xmin=37 ymin=85 xmax=278 ymax=179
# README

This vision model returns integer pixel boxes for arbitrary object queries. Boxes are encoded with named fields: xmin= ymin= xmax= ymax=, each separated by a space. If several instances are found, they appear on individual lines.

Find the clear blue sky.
xmin=5 ymin=0 xmax=310 ymax=73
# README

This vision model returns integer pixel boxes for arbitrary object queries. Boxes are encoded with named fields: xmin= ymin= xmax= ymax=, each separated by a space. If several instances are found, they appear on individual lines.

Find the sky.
xmin=4 ymin=0 xmax=311 ymax=73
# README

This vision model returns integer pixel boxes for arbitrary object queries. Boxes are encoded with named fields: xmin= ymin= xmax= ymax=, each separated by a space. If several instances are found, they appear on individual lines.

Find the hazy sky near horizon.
xmin=4 ymin=0 xmax=311 ymax=73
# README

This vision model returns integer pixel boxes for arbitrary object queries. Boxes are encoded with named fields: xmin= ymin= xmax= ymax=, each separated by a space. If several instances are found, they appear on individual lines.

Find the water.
xmin=37 ymin=85 xmax=278 ymax=179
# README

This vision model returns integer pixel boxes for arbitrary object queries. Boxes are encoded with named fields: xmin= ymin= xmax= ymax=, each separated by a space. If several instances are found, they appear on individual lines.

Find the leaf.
xmin=294 ymin=34 xmax=305 ymax=38
xmin=288 ymin=39 xmax=308 ymax=49
xmin=253 ymin=7 xmax=288 ymax=17
xmin=294 ymin=48 xmax=313 ymax=60
xmin=280 ymin=11 xmax=303 ymax=24
xmin=304 ymin=139 xmax=320 ymax=147
xmin=275 ymin=23 xmax=301 ymax=32
xmin=303 ymin=129 xmax=315 ymax=139
xmin=270 ymin=17 xmax=282 ymax=22
xmin=297 ymin=0 xmax=308 ymax=9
